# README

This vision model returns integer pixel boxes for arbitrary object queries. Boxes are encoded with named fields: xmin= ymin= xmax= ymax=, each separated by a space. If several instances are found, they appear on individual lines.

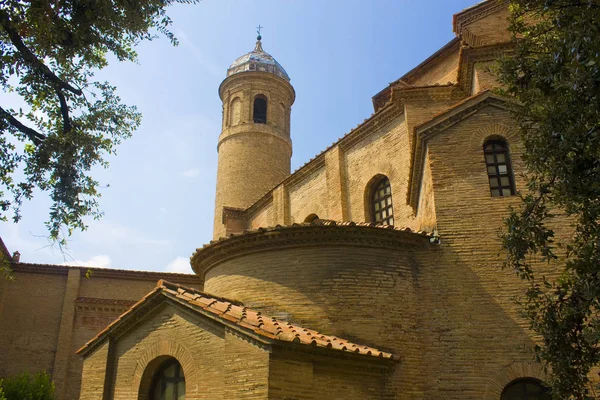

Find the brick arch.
xmin=483 ymin=361 xmax=548 ymax=400
xmin=364 ymin=173 xmax=394 ymax=223
xmin=472 ymin=122 xmax=519 ymax=148
xmin=131 ymin=338 xmax=198 ymax=400
xmin=294 ymin=202 xmax=327 ymax=224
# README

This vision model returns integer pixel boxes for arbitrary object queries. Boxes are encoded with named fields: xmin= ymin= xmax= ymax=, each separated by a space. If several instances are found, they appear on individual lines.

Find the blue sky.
xmin=0 ymin=0 xmax=477 ymax=273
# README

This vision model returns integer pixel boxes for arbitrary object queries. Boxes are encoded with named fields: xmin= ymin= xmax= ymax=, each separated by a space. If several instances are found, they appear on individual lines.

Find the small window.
xmin=151 ymin=359 xmax=185 ymax=400
xmin=501 ymin=378 xmax=551 ymax=400
xmin=371 ymin=176 xmax=394 ymax=226
xmin=253 ymin=95 xmax=267 ymax=124
xmin=484 ymin=139 xmax=515 ymax=197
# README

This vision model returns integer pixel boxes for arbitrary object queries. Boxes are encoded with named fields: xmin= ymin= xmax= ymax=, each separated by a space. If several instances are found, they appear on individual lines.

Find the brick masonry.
xmin=5 ymin=1 xmax=587 ymax=399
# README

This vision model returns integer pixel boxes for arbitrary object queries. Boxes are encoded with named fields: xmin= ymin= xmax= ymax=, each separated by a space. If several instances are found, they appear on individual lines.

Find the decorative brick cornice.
xmin=246 ymin=193 xmax=274 ymax=219
xmin=372 ymin=38 xmax=461 ymax=112
xmin=219 ymin=71 xmax=295 ymax=103
xmin=11 ymin=262 xmax=200 ymax=283
xmin=222 ymin=206 xmax=246 ymax=224
xmin=391 ymin=84 xmax=466 ymax=107
xmin=75 ymin=297 xmax=135 ymax=315
xmin=407 ymin=91 xmax=515 ymax=210
xmin=192 ymin=221 xmax=432 ymax=278
xmin=457 ymin=43 xmax=514 ymax=94
xmin=285 ymin=153 xmax=326 ymax=189
xmin=453 ymin=0 xmax=508 ymax=36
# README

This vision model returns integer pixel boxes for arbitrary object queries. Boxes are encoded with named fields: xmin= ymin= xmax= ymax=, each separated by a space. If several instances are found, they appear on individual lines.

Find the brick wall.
xmin=0 ymin=264 xmax=201 ymax=400
xmin=269 ymin=352 xmax=392 ymax=400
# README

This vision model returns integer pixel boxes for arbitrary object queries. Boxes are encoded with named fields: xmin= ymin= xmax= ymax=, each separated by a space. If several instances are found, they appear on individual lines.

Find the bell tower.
xmin=214 ymin=34 xmax=295 ymax=239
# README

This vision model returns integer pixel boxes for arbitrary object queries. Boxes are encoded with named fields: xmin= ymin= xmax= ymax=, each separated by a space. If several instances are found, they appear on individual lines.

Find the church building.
xmin=0 ymin=1 xmax=567 ymax=399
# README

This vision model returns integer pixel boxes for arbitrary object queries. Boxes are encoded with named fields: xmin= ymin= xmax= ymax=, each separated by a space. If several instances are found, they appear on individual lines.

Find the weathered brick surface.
xmin=288 ymin=167 xmax=328 ymax=223
xmin=269 ymin=352 xmax=392 ymax=400
xmin=0 ymin=271 xmax=66 ymax=377
xmin=0 ymin=265 xmax=201 ymax=400
xmin=214 ymin=72 xmax=295 ymax=239
xmin=79 ymin=340 xmax=110 ymax=400
xmin=5 ymin=3 xmax=584 ymax=399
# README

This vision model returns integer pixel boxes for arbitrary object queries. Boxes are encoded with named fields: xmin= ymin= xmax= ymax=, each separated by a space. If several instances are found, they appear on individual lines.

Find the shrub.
xmin=0 ymin=372 xmax=55 ymax=400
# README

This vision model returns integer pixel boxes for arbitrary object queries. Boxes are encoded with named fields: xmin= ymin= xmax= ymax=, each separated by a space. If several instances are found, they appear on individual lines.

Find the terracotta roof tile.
xmin=77 ymin=280 xmax=395 ymax=361
xmin=210 ymin=219 xmax=432 ymax=243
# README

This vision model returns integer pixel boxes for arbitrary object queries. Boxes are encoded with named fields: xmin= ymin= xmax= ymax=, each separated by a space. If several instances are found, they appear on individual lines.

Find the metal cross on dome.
xmin=256 ymin=25 xmax=263 ymax=40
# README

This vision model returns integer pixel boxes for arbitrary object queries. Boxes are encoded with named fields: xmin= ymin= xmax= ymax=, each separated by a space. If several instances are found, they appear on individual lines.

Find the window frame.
xmin=483 ymin=139 xmax=515 ymax=197
xmin=150 ymin=359 xmax=185 ymax=400
xmin=501 ymin=378 xmax=551 ymax=400
xmin=253 ymin=94 xmax=268 ymax=124
xmin=370 ymin=176 xmax=394 ymax=226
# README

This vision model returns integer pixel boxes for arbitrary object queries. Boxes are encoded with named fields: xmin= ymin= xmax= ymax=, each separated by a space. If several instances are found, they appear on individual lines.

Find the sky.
xmin=0 ymin=0 xmax=478 ymax=274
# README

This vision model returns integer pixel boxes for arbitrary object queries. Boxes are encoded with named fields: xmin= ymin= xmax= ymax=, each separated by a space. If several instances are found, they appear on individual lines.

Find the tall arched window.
xmin=484 ymin=139 xmax=515 ymax=197
xmin=229 ymin=97 xmax=242 ymax=126
xmin=501 ymin=378 xmax=551 ymax=400
xmin=253 ymin=95 xmax=267 ymax=124
xmin=151 ymin=359 xmax=185 ymax=400
xmin=371 ymin=176 xmax=394 ymax=226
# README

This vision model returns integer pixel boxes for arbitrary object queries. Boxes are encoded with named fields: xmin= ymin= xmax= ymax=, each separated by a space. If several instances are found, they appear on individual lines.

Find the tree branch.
xmin=0 ymin=9 xmax=83 ymax=96
xmin=0 ymin=106 xmax=46 ymax=145
xmin=56 ymin=89 xmax=72 ymax=134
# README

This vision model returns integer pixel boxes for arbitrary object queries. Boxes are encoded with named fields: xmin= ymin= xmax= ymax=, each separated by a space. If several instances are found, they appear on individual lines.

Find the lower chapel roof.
xmin=77 ymin=279 xmax=396 ymax=362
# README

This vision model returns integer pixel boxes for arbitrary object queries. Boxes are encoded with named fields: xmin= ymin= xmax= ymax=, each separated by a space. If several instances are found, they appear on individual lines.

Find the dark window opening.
xmin=253 ymin=96 xmax=267 ymax=124
xmin=371 ymin=177 xmax=394 ymax=226
xmin=150 ymin=359 xmax=185 ymax=400
xmin=501 ymin=378 xmax=551 ymax=400
xmin=484 ymin=139 xmax=515 ymax=197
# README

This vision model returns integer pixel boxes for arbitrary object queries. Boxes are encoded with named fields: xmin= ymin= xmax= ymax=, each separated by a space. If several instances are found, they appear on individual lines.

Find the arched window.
xmin=253 ymin=95 xmax=267 ymax=124
xmin=484 ymin=139 xmax=515 ymax=197
xmin=150 ymin=359 xmax=185 ymax=400
xmin=229 ymin=97 xmax=242 ymax=126
xmin=501 ymin=378 xmax=551 ymax=400
xmin=371 ymin=176 xmax=394 ymax=226
xmin=304 ymin=214 xmax=319 ymax=223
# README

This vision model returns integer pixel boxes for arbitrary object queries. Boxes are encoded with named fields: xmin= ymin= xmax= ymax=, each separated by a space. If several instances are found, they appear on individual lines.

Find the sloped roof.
xmin=78 ymin=280 xmax=396 ymax=362
xmin=213 ymin=219 xmax=432 ymax=243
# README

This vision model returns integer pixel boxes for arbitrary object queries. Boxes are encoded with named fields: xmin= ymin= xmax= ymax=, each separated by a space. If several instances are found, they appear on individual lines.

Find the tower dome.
xmin=226 ymin=37 xmax=290 ymax=81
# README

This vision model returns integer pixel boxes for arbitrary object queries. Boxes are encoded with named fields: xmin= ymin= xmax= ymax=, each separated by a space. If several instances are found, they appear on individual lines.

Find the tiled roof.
xmin=10 ymin=262 xmax=199 ymax=282
xmin=78 ymin=280 xmax=396 ymax=362
xmin=211 ymin=219 xmax=432 ymax=244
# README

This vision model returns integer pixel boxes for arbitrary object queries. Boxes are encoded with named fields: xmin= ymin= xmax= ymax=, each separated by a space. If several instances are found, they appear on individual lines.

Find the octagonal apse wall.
xmin=192 ymin=224 xmax=435 ymax=350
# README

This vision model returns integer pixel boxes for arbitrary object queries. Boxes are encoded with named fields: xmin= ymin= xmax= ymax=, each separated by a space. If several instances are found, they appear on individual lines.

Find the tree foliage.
xmin=0 ymin=372 xmax=55 ymax=400
xmin=498 ymin=0 xmax=600 ymax=398
xmin=0 ymin=0 xmax=197 ymax=241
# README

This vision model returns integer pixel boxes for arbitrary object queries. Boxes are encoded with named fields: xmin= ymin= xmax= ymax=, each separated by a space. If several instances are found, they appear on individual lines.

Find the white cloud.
xmin=166 ymin=257 xmax=192 ymax=274
xmin=181 ymin=168 xmax=201 ymax=178
xmin=61 ymin=254 xmax=112 ymax=269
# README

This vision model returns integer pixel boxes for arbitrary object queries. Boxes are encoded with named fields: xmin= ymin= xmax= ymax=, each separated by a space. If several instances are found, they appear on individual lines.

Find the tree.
xmin=497 ymin=0 xmax=600 ymax=398
xmin=0 ymin=372 xmax=54 ymax=400
xmin=0 ymin=0 xmax=197 ymax=242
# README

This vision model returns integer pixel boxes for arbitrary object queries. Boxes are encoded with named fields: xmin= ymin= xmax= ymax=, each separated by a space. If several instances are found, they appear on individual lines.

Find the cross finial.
xmin=256 ymin=25 xmax=263 ymax=41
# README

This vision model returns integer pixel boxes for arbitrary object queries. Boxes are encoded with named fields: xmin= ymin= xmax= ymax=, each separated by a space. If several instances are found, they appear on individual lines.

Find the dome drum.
xmin=192 ymin=223 xmax=434 ymax=345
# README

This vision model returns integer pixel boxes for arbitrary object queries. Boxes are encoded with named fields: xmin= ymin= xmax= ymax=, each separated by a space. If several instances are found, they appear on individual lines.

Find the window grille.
xmin=371 ymin=177 xmax=394 ymax=226
xmin=151 ymin=359 xmax=185 ymax=400
xmin=501 ymin=379 xmax=551 ymax=400
xmin=484 ymin=139 xmax=515 ymax=197
xmin=253 ymin=96 xmax=267 ymax=124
